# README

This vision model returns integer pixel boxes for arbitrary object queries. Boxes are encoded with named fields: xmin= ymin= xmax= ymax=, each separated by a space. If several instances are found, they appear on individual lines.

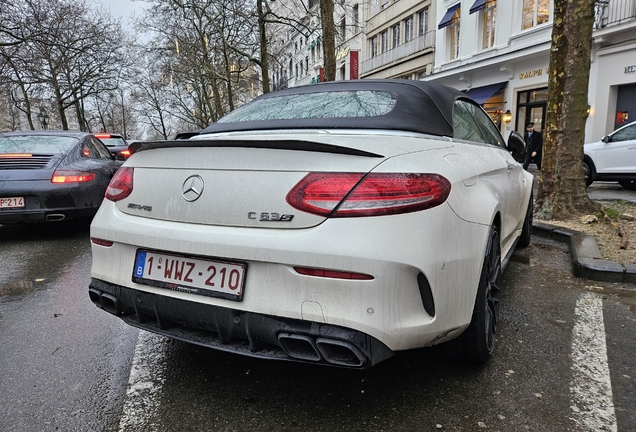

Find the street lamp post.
xmin=37 ymin=107 xmax=49 ymax=130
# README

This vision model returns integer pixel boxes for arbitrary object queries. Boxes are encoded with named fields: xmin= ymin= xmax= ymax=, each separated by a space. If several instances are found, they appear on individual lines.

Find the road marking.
xmin=118 ymin=330 xmax=167 ymax=432
xmin=570 ymin=292 xmax=617 ymax=431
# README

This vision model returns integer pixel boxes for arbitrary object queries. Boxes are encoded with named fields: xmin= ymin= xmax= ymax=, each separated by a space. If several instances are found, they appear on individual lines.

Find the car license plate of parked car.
xmin=133 ymin=250 xmax=246 ymax=300
xmin=0 ymin=197 xmax=25 ymax=208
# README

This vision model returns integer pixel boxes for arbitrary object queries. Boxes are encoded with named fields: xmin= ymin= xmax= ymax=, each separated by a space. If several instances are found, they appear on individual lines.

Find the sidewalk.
xmin=532 ymin=221 xmax=636 ymax=283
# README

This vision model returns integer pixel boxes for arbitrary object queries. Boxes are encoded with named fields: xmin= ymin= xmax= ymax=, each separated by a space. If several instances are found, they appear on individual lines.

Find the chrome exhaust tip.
xmin=316 ymin=338 xmax=367 ymax=367
xmin=45 ymin=214 xmax=66 ymax=221
xmin=277 ymin=333 xmax=321 ymax=361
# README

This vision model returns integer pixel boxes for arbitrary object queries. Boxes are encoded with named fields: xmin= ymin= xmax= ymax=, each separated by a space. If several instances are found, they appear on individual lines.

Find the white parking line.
xmin=118 ymin=330 xmax=167 ymax=432
xmin=570 ymin=292 xmax=617 ymax=431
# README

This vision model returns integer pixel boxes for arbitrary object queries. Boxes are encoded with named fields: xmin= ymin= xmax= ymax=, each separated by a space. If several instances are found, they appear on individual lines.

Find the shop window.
xmin=522 ymin=0 xmax=550 ymax=30
xmin=482 ymin=0 xmax=496 ymax=49
xmin=449 ymin=8 xmax=461 ymax=60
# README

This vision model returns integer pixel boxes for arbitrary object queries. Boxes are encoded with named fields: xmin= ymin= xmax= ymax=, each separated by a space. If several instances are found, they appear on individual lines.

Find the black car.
xmin=0 ymin=130 xmax=120 ymax=223
xmin=94 ymin=133 xmax=131 ymax=160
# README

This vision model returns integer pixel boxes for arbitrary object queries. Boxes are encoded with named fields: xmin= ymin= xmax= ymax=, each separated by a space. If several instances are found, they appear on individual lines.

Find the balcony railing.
xmin=594 ymin=0 xmax=636 ymax=29
xmin=360 ymin=31 xmax=435 ymax=75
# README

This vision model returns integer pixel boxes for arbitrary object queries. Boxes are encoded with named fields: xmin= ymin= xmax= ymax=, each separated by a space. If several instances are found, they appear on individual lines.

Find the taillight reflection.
xmin=294 ymin=267 xmax=374 ymax=280
xmin=105 ymin=167 xmax=134 ymax=201
xmin=287 ymin=172 xmax=451 ymax=217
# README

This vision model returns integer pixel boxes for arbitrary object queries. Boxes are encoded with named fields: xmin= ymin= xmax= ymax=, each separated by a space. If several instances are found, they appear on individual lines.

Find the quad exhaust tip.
xmin=88 ymin=288 xmax=122 ymax=315
xmin=278 ymin=333 xmax=367 ymax=367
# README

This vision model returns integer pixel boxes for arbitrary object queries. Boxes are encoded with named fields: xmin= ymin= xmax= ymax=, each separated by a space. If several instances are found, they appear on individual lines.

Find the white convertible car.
xmin=89 ymin=80 xmax=533 ymax=368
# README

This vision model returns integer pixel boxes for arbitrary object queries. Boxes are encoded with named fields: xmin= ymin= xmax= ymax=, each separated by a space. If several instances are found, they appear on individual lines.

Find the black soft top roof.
xmin=201 ymin=79 xmax=469 ymax=137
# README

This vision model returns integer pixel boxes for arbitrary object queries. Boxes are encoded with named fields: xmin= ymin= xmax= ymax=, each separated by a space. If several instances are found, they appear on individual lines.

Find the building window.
xmin=308 ymin=0 xmax=315 ymax=9
xmin=405 ymin=16 xmax=414 ymax=42
xmin=419 ymin=8 xmax=429 ymax=36
xmin=340 ymin=17 xmax=346 ymax=40
xmin=449 ymin=7 xmax=460 ymax=60
xmin=370 ymin=35 xmax=378 ymax=57
xmin=381 ymin=30 xmax=388 ymax=53
xmin=483 ymin=0 xmax=496 ymax=49
xmin=392 ymin=24 xmax=400 ymax=48
xmin=305 ymin=56 xmax=309 ymax=75
xmin=295 ymin=41 xmax=298 ymax=51
xmin=311 ymin=46 xmax=315 ymax=63
xmin=522 ymin=0 xmax=549 ymax=29
xmin=299 ymin=63 xmax=303 ymax=77
xmin=353 ymin=4 xmax=359 ymax=31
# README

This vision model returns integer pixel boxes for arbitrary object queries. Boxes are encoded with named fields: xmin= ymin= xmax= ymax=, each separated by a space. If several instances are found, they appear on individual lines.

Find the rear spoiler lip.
xmin=128 ymin=139 xmax=384 ymax=158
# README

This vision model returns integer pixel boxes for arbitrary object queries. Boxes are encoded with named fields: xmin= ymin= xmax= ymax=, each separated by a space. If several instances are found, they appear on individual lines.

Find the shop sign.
xmin=519 ymin=68 xmax=545 ymax=79
xmin=625 ymin=65 xmax=636 ymax=73
xmin=336 ymin=46 xmax=350 ymax=61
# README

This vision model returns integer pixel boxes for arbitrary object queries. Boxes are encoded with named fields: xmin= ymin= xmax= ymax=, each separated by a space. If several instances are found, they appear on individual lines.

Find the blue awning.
xmin=469 ymin=0 xmax=486 ymax=14
xmin=438 ymin=4 xmax=460 ymax=29
xmin=464 ymin=82 xmax=507 ymax=105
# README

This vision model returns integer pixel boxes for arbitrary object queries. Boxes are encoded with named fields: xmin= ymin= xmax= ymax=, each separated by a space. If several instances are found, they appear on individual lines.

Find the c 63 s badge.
xmin=248 ymin=212 xmax=294 ymax=222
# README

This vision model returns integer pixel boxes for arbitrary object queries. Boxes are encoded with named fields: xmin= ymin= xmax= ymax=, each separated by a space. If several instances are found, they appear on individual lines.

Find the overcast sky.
xmin=96 ymin=0 xmax=147 ymax=27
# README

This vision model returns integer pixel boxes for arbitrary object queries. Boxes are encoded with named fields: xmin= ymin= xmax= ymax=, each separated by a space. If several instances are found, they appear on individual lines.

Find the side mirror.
xmin=602 ymin=135 xmax=610 ymax=143
xmin=507 ymin=131 xmax=526 ymax=160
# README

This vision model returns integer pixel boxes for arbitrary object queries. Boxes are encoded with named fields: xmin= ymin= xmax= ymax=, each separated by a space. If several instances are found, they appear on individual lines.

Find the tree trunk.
xmin=534 ymin=0 xmax=599 ymax=219
xmin=257 ymin=0 xmax=270 ymax=93
xmin=319 ymin=0 xmax=336 ymax=81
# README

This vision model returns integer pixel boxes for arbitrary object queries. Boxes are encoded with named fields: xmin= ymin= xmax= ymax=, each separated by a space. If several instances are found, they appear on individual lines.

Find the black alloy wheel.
xmin=618 ymin=180 xmax=636 ymax=191
xmin=461 ymin=225 xmax=502 ymax=363
xmin=583 ymin=161 xmax=593 ymax=187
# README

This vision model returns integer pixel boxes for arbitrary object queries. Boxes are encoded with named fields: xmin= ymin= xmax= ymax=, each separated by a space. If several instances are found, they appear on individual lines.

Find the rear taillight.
xmin=287 ymin=172 xmax=451 ymax=217
xmin=51 ymin=170 xmax=95 ymax=183
xmin=105 ymin=167 xmax=134 ymax=201
xmin=119 ymin=149 xmax=131 ymax=158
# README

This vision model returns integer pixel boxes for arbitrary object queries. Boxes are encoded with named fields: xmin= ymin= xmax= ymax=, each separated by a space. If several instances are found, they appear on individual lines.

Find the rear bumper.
xmin=89 ymin=278 xmax=394 ymax=368
xmin=0 ymin=206 xmax=97 ymax=223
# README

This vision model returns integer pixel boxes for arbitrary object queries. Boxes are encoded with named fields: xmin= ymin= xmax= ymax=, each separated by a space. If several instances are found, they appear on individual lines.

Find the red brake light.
xmin=94 ymin=134 xmax=112 ymax=139
xmin=51 ymin=170 xmax=95 ymax=183
xmin=105 ymin=167 xmax=134 ymax=201
xmin=287 ymin=173 xmax=451 ymax=217
xmin=119 ymin=149 xmax=131 ymax=157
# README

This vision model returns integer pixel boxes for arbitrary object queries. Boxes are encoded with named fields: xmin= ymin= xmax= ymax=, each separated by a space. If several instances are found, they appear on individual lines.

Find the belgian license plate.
xmin=0 ymin=197 xmax=25 ymax=209
xmin=133 ymin=250 xmax=246 ymax=301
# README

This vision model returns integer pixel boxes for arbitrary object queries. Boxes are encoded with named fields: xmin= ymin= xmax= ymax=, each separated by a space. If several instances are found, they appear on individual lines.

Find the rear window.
xmin=0 ymin=135 xmax=78 ymax=154
xmin=98 ymin=137 xmax=127 ymax=148
xmin=217 ymin=91 xmax=397 ymax=123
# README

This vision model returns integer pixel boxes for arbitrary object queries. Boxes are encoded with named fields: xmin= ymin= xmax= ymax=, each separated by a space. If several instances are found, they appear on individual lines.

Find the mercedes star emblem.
xmin=182 ymin=175 xmax=204 ymax=202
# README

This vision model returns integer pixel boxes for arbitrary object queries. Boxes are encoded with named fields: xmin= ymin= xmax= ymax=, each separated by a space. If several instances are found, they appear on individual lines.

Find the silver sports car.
xmin=89 ymin=80 xmax=532 ymax=368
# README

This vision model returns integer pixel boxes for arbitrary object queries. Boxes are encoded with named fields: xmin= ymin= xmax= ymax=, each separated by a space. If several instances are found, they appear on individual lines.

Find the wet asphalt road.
xmin=1 ymin=210 xmax=635 ymax=431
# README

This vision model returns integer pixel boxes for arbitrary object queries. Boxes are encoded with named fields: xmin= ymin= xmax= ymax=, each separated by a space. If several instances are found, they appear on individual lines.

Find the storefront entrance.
xmin=516 ymin=88 xmax=547 ymax=133
xmin=615 ymin=84 xmax=636 ymax=130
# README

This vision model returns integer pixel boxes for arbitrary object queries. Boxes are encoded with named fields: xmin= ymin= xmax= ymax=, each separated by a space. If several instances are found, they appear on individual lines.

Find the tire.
xmin=583 ymin=161 xmax=593 ymax=187
xmin=459 ymin=225 xmax=502 ymax=363
xmin=618 ymin=180 xmax=636 ymax=191
xmin=517 ymin=192 xmax=533 ymax=248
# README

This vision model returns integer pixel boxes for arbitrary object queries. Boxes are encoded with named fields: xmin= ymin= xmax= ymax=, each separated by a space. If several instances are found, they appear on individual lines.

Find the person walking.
xmin=522 ymin=122 xmax=543 ymax=170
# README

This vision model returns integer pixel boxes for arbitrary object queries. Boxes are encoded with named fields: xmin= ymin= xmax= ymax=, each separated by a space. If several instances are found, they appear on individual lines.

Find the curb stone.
xmin=532 ymin=221 xmax=636 ymax=283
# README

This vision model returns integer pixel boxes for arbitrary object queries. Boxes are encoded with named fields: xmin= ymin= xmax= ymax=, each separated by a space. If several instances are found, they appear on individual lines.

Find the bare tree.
xmin=534 ymin=0 xmax=599 ymax=219
xmin=319 ymin=0 xmax=336 ymax=81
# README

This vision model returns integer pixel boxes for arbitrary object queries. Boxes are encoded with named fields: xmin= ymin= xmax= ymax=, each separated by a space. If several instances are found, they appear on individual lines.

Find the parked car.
xmin=0 ymin=130 xmax=120 ymax=223
xmin=584 ymin=120 xmax=636 ymax=189
xmin=89 ymin=80 xmax=532 ymax=368
xmin=94 ymin=133 xmax=131 ymax=160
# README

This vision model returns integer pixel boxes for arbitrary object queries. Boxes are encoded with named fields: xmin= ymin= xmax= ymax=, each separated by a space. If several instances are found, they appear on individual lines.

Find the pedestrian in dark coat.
xmin=522 ymin=122 xmax=543 ymax=170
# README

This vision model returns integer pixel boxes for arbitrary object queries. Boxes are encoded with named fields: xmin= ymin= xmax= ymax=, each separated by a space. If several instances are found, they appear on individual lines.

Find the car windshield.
xmin=217 ymin=90 xmax=397 ymax=123
xmin=0 ymin=135 xmax=78 ymax=154
xmin=98 ymin=137 xmax=127 ymax=148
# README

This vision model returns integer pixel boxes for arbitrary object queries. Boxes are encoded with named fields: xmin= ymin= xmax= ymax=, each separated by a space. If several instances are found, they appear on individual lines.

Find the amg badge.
xmin=248 ymin=212 xmax=294 ymax=222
